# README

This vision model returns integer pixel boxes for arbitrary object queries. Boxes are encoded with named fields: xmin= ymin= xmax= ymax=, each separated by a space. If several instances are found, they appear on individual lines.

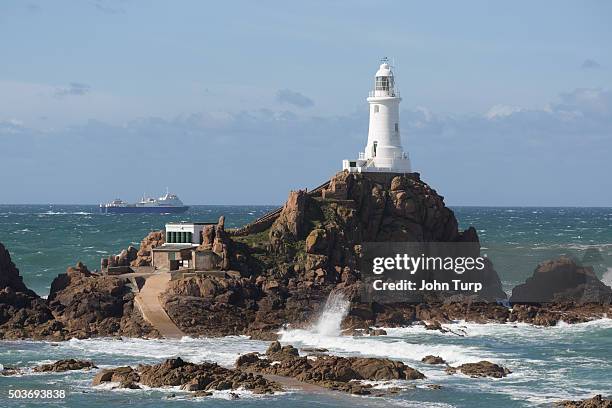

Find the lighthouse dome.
xmin=375 ymin=63 xmax=393 ymax=77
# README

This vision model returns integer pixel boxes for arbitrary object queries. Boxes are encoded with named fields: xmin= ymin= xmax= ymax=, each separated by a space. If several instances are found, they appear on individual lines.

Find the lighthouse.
xmin=342 ymin=59 xmax=411 ymax=173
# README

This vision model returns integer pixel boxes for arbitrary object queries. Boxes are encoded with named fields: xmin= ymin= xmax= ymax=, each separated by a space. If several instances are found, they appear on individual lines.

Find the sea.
xmin=0 ymin=205 xmax=611 ymax=407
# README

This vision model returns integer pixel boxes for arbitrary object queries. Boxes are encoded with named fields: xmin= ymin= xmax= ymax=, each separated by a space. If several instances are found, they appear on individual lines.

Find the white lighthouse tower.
xmin=343 ymin=59 xmax=411 ymax=173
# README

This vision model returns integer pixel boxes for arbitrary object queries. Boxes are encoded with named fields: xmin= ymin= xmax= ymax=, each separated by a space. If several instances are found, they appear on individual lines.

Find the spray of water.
xmin=602 ymin=268 xmax=612 ymax=288
xmin=313 ymin=291 xmax=350 ymax=337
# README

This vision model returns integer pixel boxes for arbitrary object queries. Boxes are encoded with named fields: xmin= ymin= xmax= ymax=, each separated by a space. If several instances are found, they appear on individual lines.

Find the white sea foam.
xmin=384 ymin=318 xmax=612 ymax=341
xmin=279 ymin=292 xmax=484 ymax=365
xmin=61 ymin=336 xmax=267 ymax=367
xmin=601 ymin=267 xmax=612 ymax=287
xmin=280 ymin=328 xmax=484 ymax=366
xmin=39 ymin=211 xmax=93 ymax=215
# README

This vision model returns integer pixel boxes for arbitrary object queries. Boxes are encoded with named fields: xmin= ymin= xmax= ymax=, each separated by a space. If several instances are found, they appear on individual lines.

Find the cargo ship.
xmin=99 ymin=191 xmax=189 ymax=214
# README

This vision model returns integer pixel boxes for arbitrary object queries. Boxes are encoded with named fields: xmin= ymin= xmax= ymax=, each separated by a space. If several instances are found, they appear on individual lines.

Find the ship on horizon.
xmin=99 ymin=191 xmax=189 ymax=214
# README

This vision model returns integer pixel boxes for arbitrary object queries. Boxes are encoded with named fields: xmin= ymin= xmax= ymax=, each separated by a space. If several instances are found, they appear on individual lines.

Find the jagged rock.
xmin=34 ymin=359 xmax=97 ymax=372
xmin=134 ymin=357 xmax=281 ymax=394
xmin=269 ymin=190 xmax=309 ymax=252
xmin=47 ymin=264 xmax=158 ymax=338
xmin=0 ymin=365 xmax=22 ymax=376
xmin=92 ymin=366 xmax=140 ymax=385
xmin=117 ymin=380 xmax=141 ymax=389
xmin=305 ymin=229 xmax=329 ymax=254
xmin=92 ymin=369 xmax=114 ymax=385
xmin=510 ymin=257 xmax=612 ymax=304
xmin=0 ymin=243 xmax=58 ymax=340
xmin=236 ymin=342 xmax=424 ymax=394
xmin=445 ymin=361 xmax=511 ymax=378
xmin=554 ymin=395 xmax=612 ymax=408
xmin=0 ymin=243 xmax=34 ymax=294
xmin=422 ymin=355 xmax=446 ymax=365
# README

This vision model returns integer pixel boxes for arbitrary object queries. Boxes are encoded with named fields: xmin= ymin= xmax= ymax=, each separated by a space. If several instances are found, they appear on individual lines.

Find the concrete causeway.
xmin=134 ymin=272 xmax=185 ymax=339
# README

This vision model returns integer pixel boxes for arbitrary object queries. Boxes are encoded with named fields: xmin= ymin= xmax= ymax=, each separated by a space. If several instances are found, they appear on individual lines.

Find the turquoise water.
xmin=1 ymin=205 xmax=611 ymax=406
xmin=0 ymin=205 xmax=276 ymax=295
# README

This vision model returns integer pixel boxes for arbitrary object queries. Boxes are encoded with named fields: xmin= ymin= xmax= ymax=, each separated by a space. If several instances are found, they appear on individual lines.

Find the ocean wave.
xmin=278 ymin=328 xmax=484 ymax=366
xmin=38 ymin=211 xmax=93 ymax=215
xmin=382 ymin=318 xmax=612 ymax=341
xmin=62 ymin=336 xmax=267 ymax=368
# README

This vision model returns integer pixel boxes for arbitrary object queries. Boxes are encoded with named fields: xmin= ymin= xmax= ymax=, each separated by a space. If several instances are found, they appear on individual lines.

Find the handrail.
xmin=368 ymin=90 xmax=400 ymax=97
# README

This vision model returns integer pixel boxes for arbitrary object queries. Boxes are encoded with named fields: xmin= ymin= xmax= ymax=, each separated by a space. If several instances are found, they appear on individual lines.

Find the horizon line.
xmin=1 ymin=203 xmax=611 ymax=209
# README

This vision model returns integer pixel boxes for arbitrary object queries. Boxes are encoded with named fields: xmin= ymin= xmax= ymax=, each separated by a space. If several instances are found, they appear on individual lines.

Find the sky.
xmin=0 ymin=0 xmax=611 ymax=206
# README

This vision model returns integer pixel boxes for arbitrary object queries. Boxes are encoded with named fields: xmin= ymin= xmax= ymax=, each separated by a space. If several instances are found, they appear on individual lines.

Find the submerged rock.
xmin=421 ymin=355 xmax=446 ymax=365
xmin=0 ymin=365 xmax=22 ymax=376
xmin=445 ymin=361 xmax=511 ymax=378
xmin=34 ymin=359 xmax=97 ymax=372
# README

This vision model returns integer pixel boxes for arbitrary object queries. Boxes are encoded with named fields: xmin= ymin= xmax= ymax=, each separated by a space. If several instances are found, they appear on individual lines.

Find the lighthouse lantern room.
xmin=343 ymin=59 xmax=411 ymax=173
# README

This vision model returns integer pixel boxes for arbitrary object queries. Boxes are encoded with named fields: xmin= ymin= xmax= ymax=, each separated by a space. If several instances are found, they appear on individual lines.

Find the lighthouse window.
xmin=395 ymin=123 xmax=399 ymax=132
xmin=375 ymin=76 xmax=390 ymax=91
xmin=374 ymin=105 xmax=379 ymax=113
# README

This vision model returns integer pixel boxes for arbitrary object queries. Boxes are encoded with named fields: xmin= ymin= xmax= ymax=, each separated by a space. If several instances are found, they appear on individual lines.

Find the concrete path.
xmin=135 ymin=272 xmax=185 ymax=339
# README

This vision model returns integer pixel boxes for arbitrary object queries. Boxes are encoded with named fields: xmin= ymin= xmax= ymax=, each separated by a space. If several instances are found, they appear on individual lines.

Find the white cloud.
xmin=485 ymin=104 xmax=525 ymax=119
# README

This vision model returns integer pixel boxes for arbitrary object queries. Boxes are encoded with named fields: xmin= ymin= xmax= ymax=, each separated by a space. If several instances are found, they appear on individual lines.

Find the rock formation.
xmin=236 ymin=341 xmax=425 ymax=395
xmin=422 ymin=355 xmax=446 ymax=365
xmin=93 ymin=357 xmax=282 ymax=395
xmin=101 ymin=230 xmax=165 ymax=270
xmin=34 ymin=359 xmax=97 ymax=372
xmin=554 ymin=395 xmax=612 ymax=408
xmin=46 ymin=262 xmax=158 ymax=338
xmin=1 ymin=241 xmax=158 ymax=340
xmin=510 ymin=256 xmax=612 ymax=304
xmin=445 ymin=361 xmax=511 ymax=378
xmin=0 ymin=243 xmax=58 ymax=340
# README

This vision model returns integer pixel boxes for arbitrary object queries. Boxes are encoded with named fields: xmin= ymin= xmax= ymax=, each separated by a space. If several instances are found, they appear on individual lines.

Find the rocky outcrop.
xmin=159 ymin=172 xmax=611 ymax=338
xmin=2 ymin=255 xmax=157 ymax=340
xmin=0 ymin=242 xmax=34 ymax=295
xmin=510 ymin=257 xmax=612 ymax=304
xmin=132 ymin=230 xmax=165 ymax=267
xmin=34 ymin=359 xmax=97 ymax=372
xmin=445 ymin=361 xmax=511 ymax=378
xmin=0 ymin=365 xmax=22 ymax=376
xmin=93 ymin=358 xmax=282 ymax=395
xmin=236 ymin=341 xmax=424 ymax=395
xmin=92 ymin=366 xmax=139 ymax=386
xmin=47 ymin=263 xmax=158 ymax=339
xmin=508 ymin=302 xmax=611 ymax=326
xmin=0 ymin=243 xmax=58 ymax=340
xmin=422 ymin=355 xmax=446 ymax=365
xmin=265 ymin=172 xmax=505 ymax=298
xmin=554 ymin=395 xmax=612 ymax=408
xmin=162 ymin=275 xmax=330 ymax=338
xmin=269 ymin=190 xmax=310 ymax=253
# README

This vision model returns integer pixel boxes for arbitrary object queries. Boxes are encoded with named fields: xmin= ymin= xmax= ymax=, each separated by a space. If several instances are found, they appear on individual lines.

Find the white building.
xmin=343 ymin=59 xmax=411 ymax=173
xmin=164 ymin=222 xmax=211 ymax=246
